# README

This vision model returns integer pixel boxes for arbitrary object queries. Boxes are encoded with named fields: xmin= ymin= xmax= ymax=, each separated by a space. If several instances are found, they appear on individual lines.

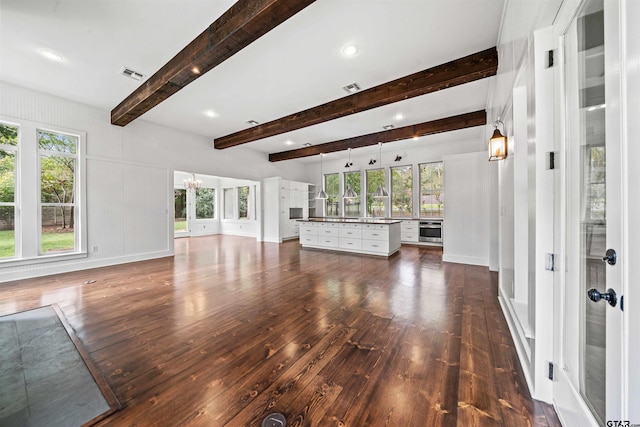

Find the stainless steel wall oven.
xmin=419 ymin=220 xmax=442 ymax=243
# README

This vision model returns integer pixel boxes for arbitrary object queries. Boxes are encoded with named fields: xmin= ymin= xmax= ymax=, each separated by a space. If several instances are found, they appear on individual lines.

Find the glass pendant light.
xmin=343 ymin=148 xmax=358 ymax=199
xmin=373 ymin=142 xmax=389 ymax=198
xmin=315 ymin=153 xmax=328 ymax=199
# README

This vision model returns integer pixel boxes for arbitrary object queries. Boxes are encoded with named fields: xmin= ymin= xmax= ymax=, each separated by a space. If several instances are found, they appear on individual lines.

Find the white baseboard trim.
xmin=498 ymin=291 xmax=535 ymax=397
xmin=442 ymin=253 xmax=488 ymax=266
xmin=262 ymin=237 xmax=282 ymax=243
xmin=219 ymin=231 xmax=258 ymax=238
xmin=0 ymin=250 xmax=173 ymax=283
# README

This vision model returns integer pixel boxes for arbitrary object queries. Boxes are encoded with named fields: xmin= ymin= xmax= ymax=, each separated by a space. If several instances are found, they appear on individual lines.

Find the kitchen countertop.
xmin=299 ymin=217 xmax=402 ymax=225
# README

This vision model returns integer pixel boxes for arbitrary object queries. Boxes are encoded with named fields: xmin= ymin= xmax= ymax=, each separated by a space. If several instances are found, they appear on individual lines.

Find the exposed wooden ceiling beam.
xmin=111 ymin=0 xmax=317 ymax=127
xmin=215 ymin=47 xmax=497 ymax=149
xmin=268 ymin=110 xmax=486 ymax=162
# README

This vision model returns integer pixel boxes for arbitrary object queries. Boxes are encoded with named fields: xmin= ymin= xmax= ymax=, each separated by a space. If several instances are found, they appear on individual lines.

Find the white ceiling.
xmin=0 ymin=0 xmax=504 ymax=163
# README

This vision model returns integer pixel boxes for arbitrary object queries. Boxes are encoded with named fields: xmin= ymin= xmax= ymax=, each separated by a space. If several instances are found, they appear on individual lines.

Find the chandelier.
xmin=184 ymin=173 xmax=202 ymax=190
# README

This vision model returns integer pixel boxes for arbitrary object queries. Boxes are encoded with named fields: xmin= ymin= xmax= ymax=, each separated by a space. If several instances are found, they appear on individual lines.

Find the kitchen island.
xmin=298 ymin=218 xmax=402 ymax=257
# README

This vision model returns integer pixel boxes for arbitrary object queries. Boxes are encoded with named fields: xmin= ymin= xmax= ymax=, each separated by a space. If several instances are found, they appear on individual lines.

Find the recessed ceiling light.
xmin=342 ymin=82 xmax=361 ymax=94
xmin=285 ymin=140 xmax=294 ymax=146
xmin=303 ymin=143 xmax=312 ymax=147
xmin=39 ymin=49 xmax=64 ymax=62
xmin=121 ymin=67 xmax=144 ymax=81
xmin=246 ymin=120 xmax=260 ymax=126
xmin=412 ymin=136 xmax=419 ymax=141
xmin=204 ymin=110 xmax=217 ymax=118
xmin=191 ymin=66 xmax=201 ymax=75
xmin=342 ymin=44 xmax=358 ymax=57
xmin=394 ymin=113 xmax=405 ymax=121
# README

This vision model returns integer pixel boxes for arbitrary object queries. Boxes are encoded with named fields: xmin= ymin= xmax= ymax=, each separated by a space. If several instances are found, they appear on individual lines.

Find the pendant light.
xmin=315 ymin=153 xmax=328 ymax=199
xmin=343 ymin=148 xmax=358 ymax=199
xmin=373 ymin=142 xmax=389 ymax=198
xmin=488 ymin=120 xmax=508 ymax=161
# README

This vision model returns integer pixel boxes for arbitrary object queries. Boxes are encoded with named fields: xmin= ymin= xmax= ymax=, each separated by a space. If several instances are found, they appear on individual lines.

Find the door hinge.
xmin=545 ymin=253 xmax=555 ymax=271
xmin=546 ymin=151 xmax=556 ymax=170
xmin=548 ymin=362 xmax=554 ymax=380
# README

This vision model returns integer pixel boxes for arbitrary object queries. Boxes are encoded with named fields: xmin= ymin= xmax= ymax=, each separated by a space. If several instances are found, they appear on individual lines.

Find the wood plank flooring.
xmin=0 ymin=235 xmax=561 ymax=426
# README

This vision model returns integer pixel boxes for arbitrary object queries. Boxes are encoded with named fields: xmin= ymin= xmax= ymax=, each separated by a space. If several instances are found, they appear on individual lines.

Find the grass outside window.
xmin=0 ymin=229 xmax=75 ymax=258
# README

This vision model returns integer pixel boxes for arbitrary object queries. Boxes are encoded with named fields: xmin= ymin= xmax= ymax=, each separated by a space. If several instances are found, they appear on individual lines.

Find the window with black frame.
xmin=366 ymin=169 xmax=386 ymax=217
xmin=343 ymin=171 xmax=361 ymax=217
xmin=419 ymin=162 xmax=444 ymax=218
xmin=324 ymin=173 xmax=340 ymax=216
xmin=391 ymin=165 xmax=412 ymax=218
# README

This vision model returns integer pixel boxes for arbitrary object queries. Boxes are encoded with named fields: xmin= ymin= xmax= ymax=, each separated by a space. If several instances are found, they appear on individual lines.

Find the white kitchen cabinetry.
xmin=299 ymin=220 xmax=401 ymax=256
xmin=400 ymin=220 xmax=419 ymax=243
xmin=263 ymin=177 xmax=310 ymax=243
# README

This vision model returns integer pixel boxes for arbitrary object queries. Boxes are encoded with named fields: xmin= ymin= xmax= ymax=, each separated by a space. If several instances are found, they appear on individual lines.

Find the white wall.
xmin=0 ymin=82 xmax=306 ymax=281
xmin=486 ymin=0 xmax=563 ymax=127
xmin=486 ymin=0 xmax=564 ymax=404
xmin=442 ymin=152 xmax=490 ymax=266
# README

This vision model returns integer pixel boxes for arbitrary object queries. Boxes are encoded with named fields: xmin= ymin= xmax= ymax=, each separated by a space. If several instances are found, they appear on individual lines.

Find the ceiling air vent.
xmin=342 ymin=82 xmax=361 ymax=94
xmin=383 ymin=124 xmax=395 ymax=130
xmin=120 ymin=67 xmax=144 ymax=81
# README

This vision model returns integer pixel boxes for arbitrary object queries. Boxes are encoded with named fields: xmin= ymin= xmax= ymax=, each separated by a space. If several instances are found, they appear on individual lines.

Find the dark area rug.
xmin=0 ymin=304 xmax=119 ymax=426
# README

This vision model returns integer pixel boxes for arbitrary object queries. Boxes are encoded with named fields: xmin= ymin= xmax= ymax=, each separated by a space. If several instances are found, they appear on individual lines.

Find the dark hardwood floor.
xmin=0 ymin=235 xmax=561 ymax=426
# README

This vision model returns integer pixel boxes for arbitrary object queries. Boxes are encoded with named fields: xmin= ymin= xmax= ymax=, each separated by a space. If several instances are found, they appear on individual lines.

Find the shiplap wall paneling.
xmin=122 ymin=164 xmax=171 ymax=254
xmin=86 ymin=159 xmax=124 ymax=259
xmin=442 ymin=152 xmax=489 ymax=266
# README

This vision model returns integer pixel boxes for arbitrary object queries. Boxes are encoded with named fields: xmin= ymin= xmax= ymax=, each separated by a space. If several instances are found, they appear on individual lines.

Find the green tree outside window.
xmin=391 ymin=166 xmax=412 ymax=217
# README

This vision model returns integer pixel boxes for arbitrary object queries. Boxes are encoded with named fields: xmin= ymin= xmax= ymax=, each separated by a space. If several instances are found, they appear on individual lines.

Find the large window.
xmin=344 ymin=171 xmax=361 ymax=217
xmin=0 ymin=118 xmax=85 ymax=265
xmin=324 ymin=173 xmax=340 ymax=217
xmin=238 ymin=186 xmax=250 ymax=219
xmin=0 ymin=122 xmax=18 ymax=259
xmin=39 ymin=130 xmax=78 ymax=254
xmin=391 ymin=165 xmax=412 ymax=217
xmin=419 ymin=162 xmax=444 ymax=218
xmin=196 ymin=188 xmax=215 ymax=219
xmin=366 ymin=169 xmax=387 ymax=217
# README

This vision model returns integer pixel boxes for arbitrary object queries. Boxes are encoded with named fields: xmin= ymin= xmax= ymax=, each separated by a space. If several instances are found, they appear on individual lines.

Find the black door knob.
xmin=602 ymin=248 xmax=617 ymax=265
xmin=587 ymin=288 xmax=617 ymax=307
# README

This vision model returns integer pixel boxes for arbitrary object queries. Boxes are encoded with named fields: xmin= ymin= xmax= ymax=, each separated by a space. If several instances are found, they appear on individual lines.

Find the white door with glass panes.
xmin=174 ymin=185 xmax=215 ymax=237
xmin=553 ymin=0 xmax=638 ymax=424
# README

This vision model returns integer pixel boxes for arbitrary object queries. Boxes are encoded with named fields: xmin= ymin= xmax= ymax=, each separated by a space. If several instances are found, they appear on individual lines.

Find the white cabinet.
xmin=400 ymin=220 xmax=419 ymax=243
xmin=299 ymin=221 xmax=401 ymax=256
xmin=263 ymin=177 xmax=310 ymax=243
xmin=289 ymin=181 xmax=307 ymax=208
